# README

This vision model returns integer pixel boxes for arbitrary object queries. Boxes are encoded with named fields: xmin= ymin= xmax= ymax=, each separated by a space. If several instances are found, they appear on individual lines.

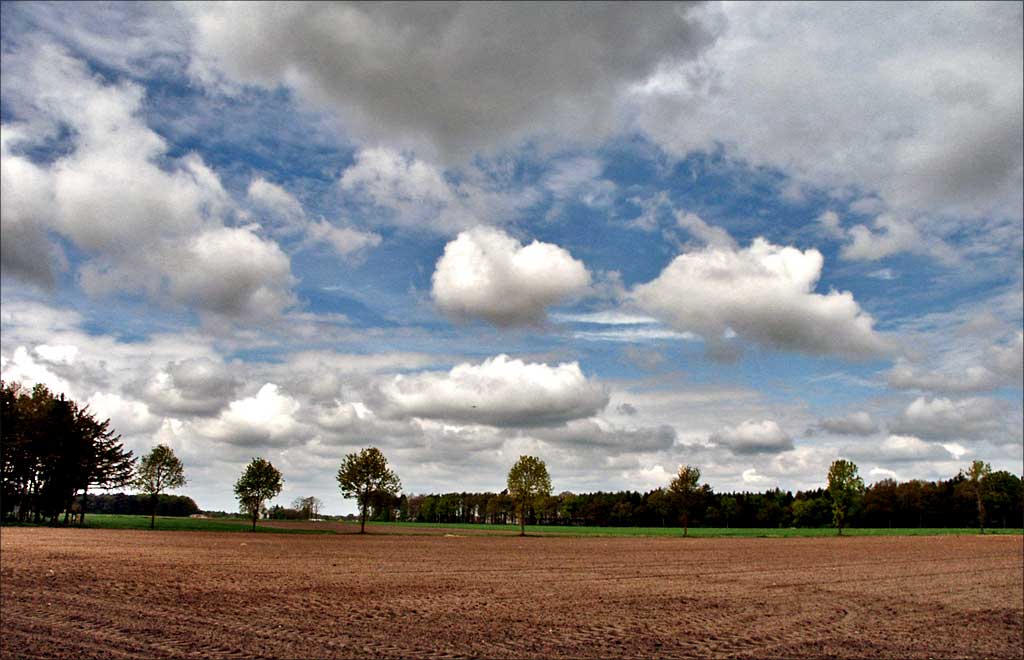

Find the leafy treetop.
xmin=234 ymin=457 xmax=284 ymax=531
xmin=336 ymin=447 xmax=401 ymax=533
xmin=506 ymin=455 xmax=552 ymax=536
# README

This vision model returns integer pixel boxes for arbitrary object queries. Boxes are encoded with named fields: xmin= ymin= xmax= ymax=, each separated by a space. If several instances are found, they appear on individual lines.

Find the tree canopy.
xmin=1 ymin=381 xmax=134 ymax=524
xmin=134 ymin=444 xmax=187 ymax=529
xmin=234 ymin=457 xmax=283 ymax=532
xmin=827 ymin=459 xmax=865 ymax=535
xmin=669 ymin=464 xmax=706 ymax=537
xmin=962 ymin=460 xmax=992 ymax=534
xmin=336 ymin=447 xmax=401 ymax=533
xmin=506 ymin=455 xmax=552 ymax=536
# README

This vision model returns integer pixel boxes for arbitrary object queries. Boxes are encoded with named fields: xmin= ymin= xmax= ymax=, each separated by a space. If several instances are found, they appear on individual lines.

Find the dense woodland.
xmin=80 ymin=493 xmax=200 ymax=517
xmin=388 ymin=472 xmax=1023 ymax=529
xmin=2 ymin=380 xmax=1022 ymax=529
xmin=1 ymin=381 xmax=134 ymax=523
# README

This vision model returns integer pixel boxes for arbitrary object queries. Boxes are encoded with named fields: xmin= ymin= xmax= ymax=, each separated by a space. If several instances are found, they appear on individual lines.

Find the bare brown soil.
xmin=1 ymin=528 xmax=1021 ymax=659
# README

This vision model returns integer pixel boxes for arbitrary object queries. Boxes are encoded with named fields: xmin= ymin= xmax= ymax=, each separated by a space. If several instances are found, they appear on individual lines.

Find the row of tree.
xmin=380 ymin=462 xmax=1022 ymax=533
xmin=3 ymin=381 xmax=1020 ymax=534
xmin=0 ymin=381 xmax=394 ymax=532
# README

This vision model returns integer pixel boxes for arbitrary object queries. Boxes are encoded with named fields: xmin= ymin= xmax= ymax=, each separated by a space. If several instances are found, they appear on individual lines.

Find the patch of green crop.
xmin=371 ymin=521 xmax=1022 ymax=538
xmin=71 ymin=514 xmax=333 ymax=534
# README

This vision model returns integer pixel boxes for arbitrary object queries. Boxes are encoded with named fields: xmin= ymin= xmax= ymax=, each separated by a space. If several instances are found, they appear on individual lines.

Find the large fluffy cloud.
xmin=380 ymin=354 xmax=609 ymax=427
xmin=631 ymin=238 xmax=891 ymax=358
xmin=528 ymin=419 xmax=677 ymax=454
xmin=888 ymin=332 xmax=1024 ymax=394
xmin=0 ymin=126 xmax=61 ymax=287
xmin=633 ymin=2 xmax=1023 ymax=225
xmin=431 ymin=226 xmax=591 ymax=327
xmin=844 ymin=434 xmax=955 ymax=464
xmin=189 ymin=2 xmax=716 ymax=160
xmin=0 ymin=44 xmax=294 ymax=319
xmin=817 ymin=411 xmax=879 ymax=436
xmin=890 ymin=396 xmax=1014 ymax=442
xmin=197 ymin=383 xmax=303 ymax=447
xmin=709 ymin=420 xmax=794 ymax=455
xmin=143 ymin=357 xmax=241 ymax=417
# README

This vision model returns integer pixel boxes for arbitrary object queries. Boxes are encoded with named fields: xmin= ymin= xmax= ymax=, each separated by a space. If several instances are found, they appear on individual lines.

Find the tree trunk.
xmin=682 ymin=512 xmax=689 ymax=538
xmin=519 ymin=501 xmax=525 ymax=537
xmin=80 ymin=486 xmax=88 ymax=526
xmin=151 ymin=493 xmax=158 ymax=530
xmin=32 ymin=481 xmax=40 ymax=524
xmin=251 ymin=505 xmax=258 ymax=532
xmin=977 ymin=494 xmax=985 ymax=534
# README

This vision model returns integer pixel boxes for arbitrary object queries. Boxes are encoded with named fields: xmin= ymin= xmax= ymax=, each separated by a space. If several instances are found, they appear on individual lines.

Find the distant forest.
xmin=364 ymin=471 xmax=1024 ymax=529
xmin=82 ymin=493 xmax=199 ymax=517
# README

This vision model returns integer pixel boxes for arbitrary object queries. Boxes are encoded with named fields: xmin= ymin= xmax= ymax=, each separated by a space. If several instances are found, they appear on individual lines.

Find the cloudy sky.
xmin=2 ymin=2 xmax=1021 ymax=515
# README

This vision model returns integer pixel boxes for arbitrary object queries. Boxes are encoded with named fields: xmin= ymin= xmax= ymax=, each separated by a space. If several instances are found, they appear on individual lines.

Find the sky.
xmin=1 ymin=1 xmax=1021 ymax=515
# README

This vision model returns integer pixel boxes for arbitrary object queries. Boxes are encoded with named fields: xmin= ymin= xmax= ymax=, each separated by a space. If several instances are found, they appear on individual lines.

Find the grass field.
xmin=70 ymin=514 xmax=332 ymax=534
xmin=7 ymin=514 xmax=1020 ymax=537
xmin=374 ymin=520 xmax=1024 ymax=537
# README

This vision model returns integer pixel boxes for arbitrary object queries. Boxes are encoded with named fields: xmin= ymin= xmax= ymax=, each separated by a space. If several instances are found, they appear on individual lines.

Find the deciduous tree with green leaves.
xmin=234 ymin=457 xmax=283 ymax=532
xmin=336 ymin=447 xmax=401 ymax=534
xmin=133 ymin=444 xmax=187 ymax=529
xmin=669 ymin=464 xmax=704 ymax=537
xmin=719 ymin=495 xmax=738 ymax=529
xmin=964 ymin=459 xmax=992 ymax=534
xmin=506 ymin=455 xmax=552 ymax=536
xmin=827 ymin=459 xmax=864 ymax=536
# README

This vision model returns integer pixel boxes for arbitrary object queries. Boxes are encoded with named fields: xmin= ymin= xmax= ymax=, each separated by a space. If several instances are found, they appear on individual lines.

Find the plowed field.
xmin=1 ymin=528 xmax=1021 ymax=659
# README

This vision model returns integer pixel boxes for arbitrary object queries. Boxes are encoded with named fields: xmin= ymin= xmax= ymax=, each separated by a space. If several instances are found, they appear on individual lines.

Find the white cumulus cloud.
xmin=1 ymin=44 xmax=295 ymax=320
xmin=631 ymin=237 xmax=892 ymax=359
xmin=432 ymin=226 xmax=591 ymax=327
xmin=198 ymin=383 xmax=303 ymax=447
xmin=890 ymin=396 xmax=1011 ymax=441
xmin=710 ymin=420 xmax=794 ymax=455
xmin=846 ymin=434 xmax=954 ymax=463
xmin=380 ymin=354 xmax=608 ymax=427
xmin=817 ymin=411 xmax=879 ymax=436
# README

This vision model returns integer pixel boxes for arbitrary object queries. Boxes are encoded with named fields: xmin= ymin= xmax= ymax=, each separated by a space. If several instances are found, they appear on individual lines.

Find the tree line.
xmin=3 ymin=380 xmax=1021 ymax=534
xmin=380 ymin=463 xmax=1022 ymax=532
xmin=77 ymin=492 xmax=200 ymax=517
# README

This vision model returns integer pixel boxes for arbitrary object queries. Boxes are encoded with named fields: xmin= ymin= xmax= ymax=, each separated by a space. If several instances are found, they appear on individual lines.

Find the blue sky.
xmin=2 ymin=2 xmax=1021 ymax=514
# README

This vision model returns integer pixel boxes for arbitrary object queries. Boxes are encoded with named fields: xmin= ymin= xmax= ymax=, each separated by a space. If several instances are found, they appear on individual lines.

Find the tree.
xmin=982 ymin=471 xmax=1023 ymax=529
xmin=506 ymin=455 xmax=552 ymax=536
xmin=133 ymin=444 xmax=187 ymax=529
xmin=668 ymin=465 xmax=703 ymax=537
xmin=827 ymin=459 xmax=864 ymax=536
xmin=336 ymin=447 xmax=401 ymax=534
xmin=234 ymin=458 xmax=283 ymax=532
xmin=292 ymin=496 xmax=324 ymax=520
xmin=719 ymin=495 xmax=738 ymax=529
xmin=1 ymin=381 xmax=133 ymax=525
xmin=963 ymin=460 xmax=992 ymax=534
